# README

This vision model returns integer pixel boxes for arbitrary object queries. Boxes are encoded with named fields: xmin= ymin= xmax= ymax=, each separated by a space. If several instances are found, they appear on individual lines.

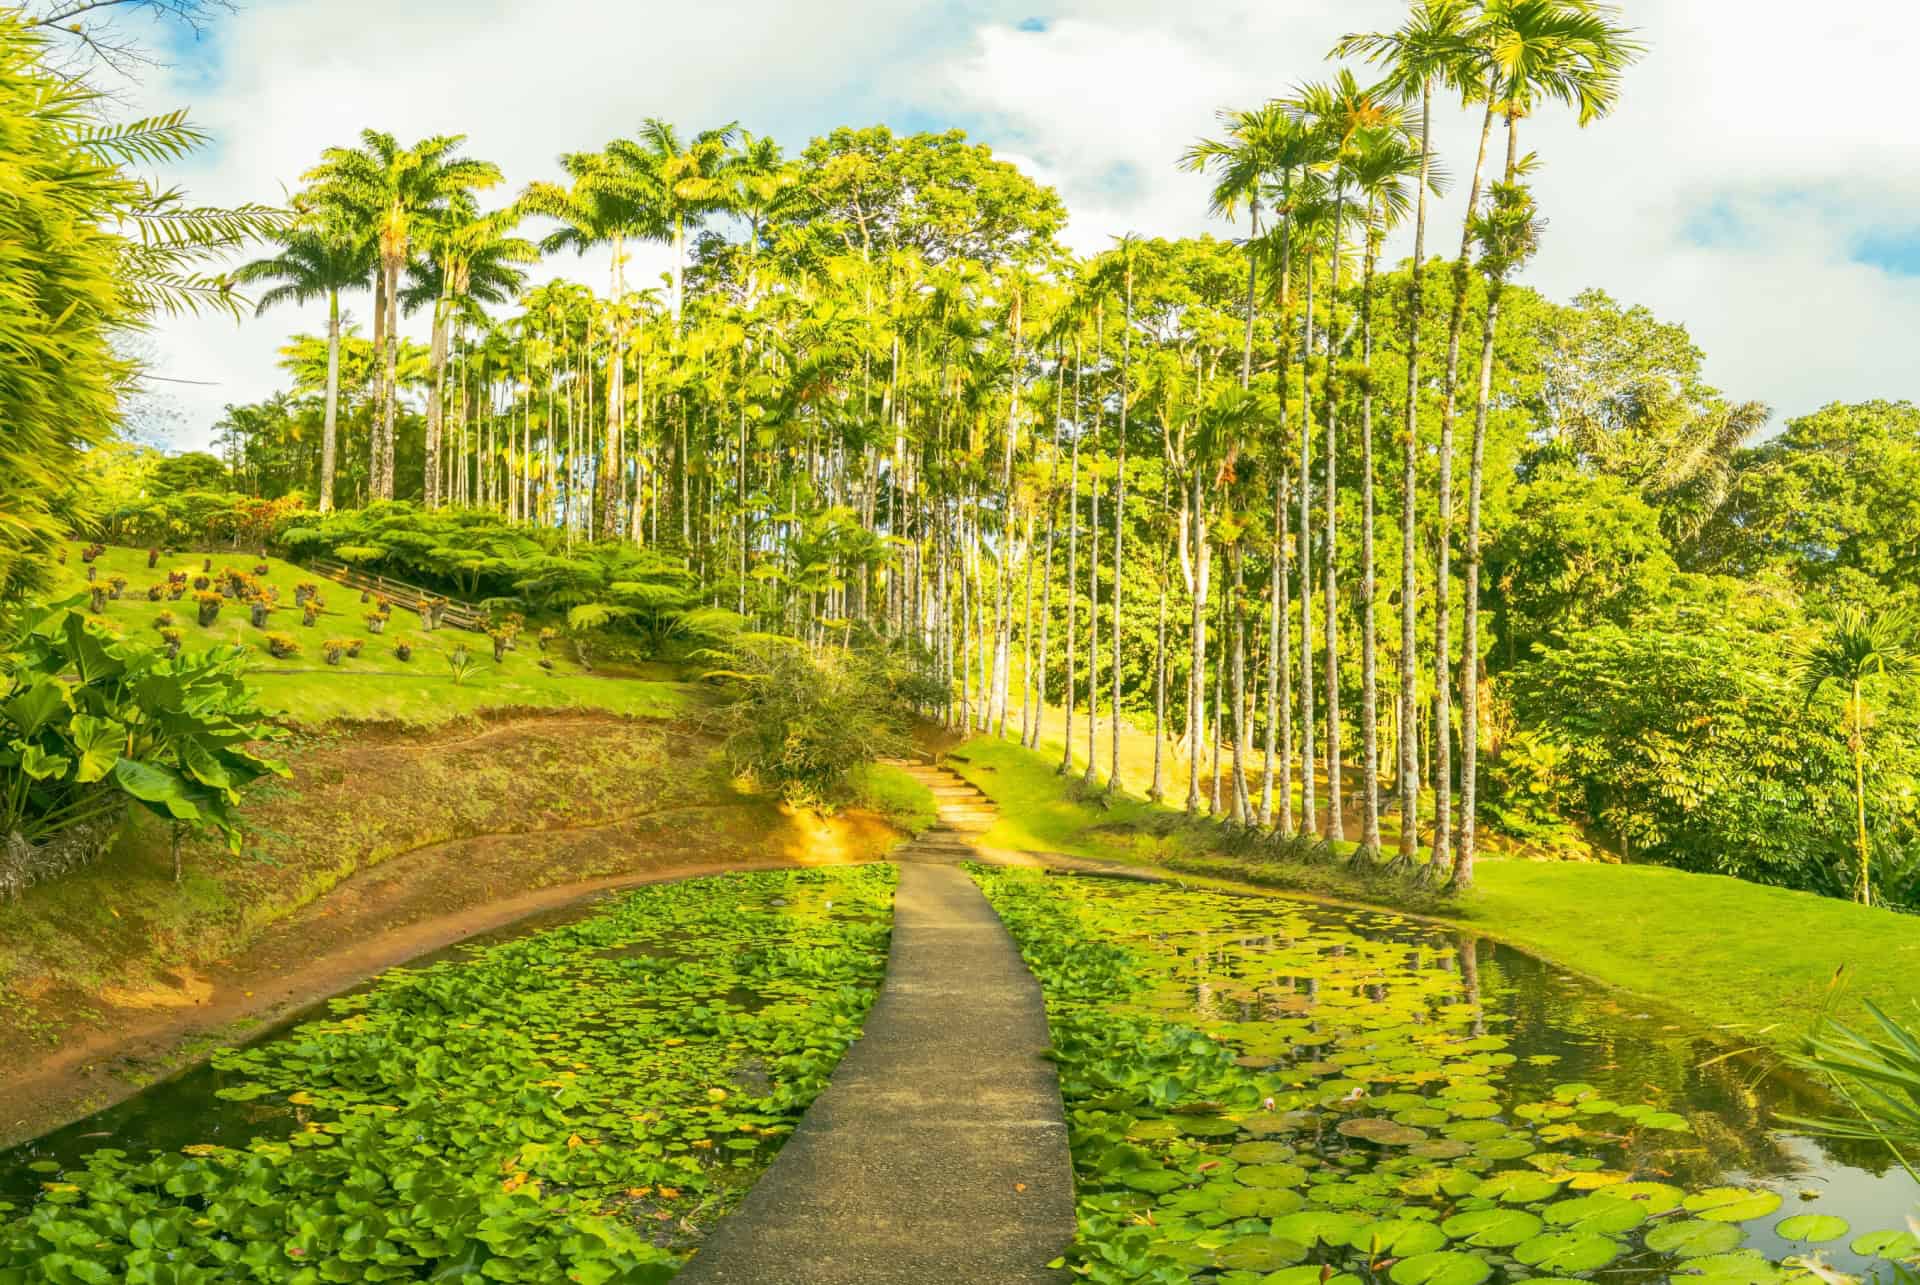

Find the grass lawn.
xmin=852 ymin=763 xmax=937 ymax=834
xmin=946 ymin=732 xmax=1920 ymax=1051
xmin=51 ymin=543 xmax=700 ymax=726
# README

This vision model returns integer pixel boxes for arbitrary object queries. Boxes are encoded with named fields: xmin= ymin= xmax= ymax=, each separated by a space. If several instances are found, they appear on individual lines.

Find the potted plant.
xmin=393 ymin=640 xmax=413 ymax=662
xmin=302 ymin=600 xmax=321 ymax=627
xmin=250 ymin=599 xmax=273 ymax=628
xmin=85 ymin=564 xmax=97 ymax=583
xmin=154 ymin=611 xmax=176 ymax=631
xmin=365 ymin=610 xmax=388 ymax=635
xmin=252 ymin=562 xmax=270 ymax=578
xmin=263 ymin=631 xmax=300 ymax=660
xmin=489 ymin=628 xmax=511 ymax=663
xmin=346 ymin=638 xmax=364 ymax=659
xmin=147 ymin=548 xmax=160 ymax=569
xmin=294 ymin=581 xmax=317 ymax=606
xmin=537 ymin=626 xmax=559 ymax=652
xmin=88 ymin=585 xmax=106 ymax=613
xmin=158 ymin=626 xmax=183 ymax=659
xmin=322 ymin=637 xmax=351 ymax=665
xmin=201 ymin=556 xmax=212 ymax=573
xmin=420 ymin=596 xmax=445 ymax=631
xmin=195 ymin=590 xmax=223 ymax=627
xmin=80 ymin=545 xmax=99 ymax=564
xmin=146 ymin=583 xmax=163 ymax=601
xmin=192 ymin=574 xmax=210 ymax=591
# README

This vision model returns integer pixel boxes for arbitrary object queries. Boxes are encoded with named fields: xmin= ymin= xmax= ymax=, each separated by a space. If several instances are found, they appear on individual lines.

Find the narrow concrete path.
xmin=679 ymin=861 xmax=1074 ymax=1284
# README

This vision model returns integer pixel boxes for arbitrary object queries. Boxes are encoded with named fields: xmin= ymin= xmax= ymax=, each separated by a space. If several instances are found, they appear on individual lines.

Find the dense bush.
xmin=1505 ymin=602 xmax=1920 ymax=901
xmin=708 ymin=637 xmax=918 ymax=813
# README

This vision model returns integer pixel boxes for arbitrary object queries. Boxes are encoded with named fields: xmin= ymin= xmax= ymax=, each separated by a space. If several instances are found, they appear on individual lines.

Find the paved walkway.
xmin=678 ymin=855 xmax=1074 ymax=1283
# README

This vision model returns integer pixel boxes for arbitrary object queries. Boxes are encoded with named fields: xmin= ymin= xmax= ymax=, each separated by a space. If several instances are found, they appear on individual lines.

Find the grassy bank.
xmin=52 ymin=543 xmax=698 ymax=726
xmin=946 ymin=734 xmax=1920 ymax=1049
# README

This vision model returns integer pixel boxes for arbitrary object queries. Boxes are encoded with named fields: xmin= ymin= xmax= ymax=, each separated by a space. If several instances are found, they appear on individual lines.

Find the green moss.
xmin=946 ymin=734 xmax=1920 ymax=1051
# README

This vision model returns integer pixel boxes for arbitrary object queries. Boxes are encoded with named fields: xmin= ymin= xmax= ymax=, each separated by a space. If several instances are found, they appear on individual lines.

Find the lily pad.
xmin=1773 ymin=1214 xmax=1849 ymax=1244
xmin=1852 ymin=1229 xmax=1920 ymax=1259
xmin=1472 ymin=1170 xmax=1562 ymax=1204
xmin=1646 ymin=1219 xmax=1746 ymax=1258
xmin=1542 ymin=1195 xmax=1646 ymax=1234
xmin=1683 ymin=1188 xmax=1783 ymax=1223
xmin=1337 ymin=1118 xmax=1428 ymax=1146
xmin=1388 ymin=1250 xmax=1493 ymax=1285
xmin=1440 ymin=1209 xmax=1544 ymax=1248
xmin=1343 ymin=1219 xmax=1447 ymax=1258
xmin=1514 ymin=1231 xmax=1621 ymax=1273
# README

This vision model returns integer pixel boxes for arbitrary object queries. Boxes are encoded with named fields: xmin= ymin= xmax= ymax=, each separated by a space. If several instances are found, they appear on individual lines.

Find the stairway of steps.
xmin=879 ymin=758 xmax=1001 ymax=863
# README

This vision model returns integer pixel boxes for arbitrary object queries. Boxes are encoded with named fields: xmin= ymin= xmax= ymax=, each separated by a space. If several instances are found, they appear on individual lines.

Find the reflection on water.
xmin=1091 ymin=876 xmax=1916 ymax=1277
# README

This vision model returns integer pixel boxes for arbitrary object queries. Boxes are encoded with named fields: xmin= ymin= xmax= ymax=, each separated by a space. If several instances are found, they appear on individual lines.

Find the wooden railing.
xmin=305 ymin=558 xmax=490 ymax=633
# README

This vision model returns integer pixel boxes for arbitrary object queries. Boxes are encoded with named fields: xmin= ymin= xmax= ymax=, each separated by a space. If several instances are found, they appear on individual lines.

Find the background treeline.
xmin=14 ymin=1 xmax=1918 ymax=908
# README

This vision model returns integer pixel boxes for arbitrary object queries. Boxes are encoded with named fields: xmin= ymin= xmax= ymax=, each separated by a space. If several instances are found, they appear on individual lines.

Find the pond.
xmin=0 ymin=865 xmax=896 ymax=1283
xmin=971 ymin=867 xmax=1920 ymax=1285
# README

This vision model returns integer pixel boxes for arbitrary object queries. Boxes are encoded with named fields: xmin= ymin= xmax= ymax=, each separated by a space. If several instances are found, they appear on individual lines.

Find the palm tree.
xmin=403 ymin=201 xmax=536 ymax=510
xmin=1453 ymin=0 xmax=1642 ymax=892
xmin=606 ymin=119 xmax=738 ymax=330
xmin=1794 ymin=608 xmax=1915 ymax=905
xmin=1296 ymin=71 xmax=1397 ymax=845
xmin=1345 ymin=126 xmax=1425 ymax=858
xmin=1182 ymin=101 xmax=1320 ymax=829
xmin=1336 ymin=0 xmax=1478 ymax=870
xmin=231 ymin=225 xmax=371 ymax=512
xmin=304 ymin=131 xmax=502 ymax=500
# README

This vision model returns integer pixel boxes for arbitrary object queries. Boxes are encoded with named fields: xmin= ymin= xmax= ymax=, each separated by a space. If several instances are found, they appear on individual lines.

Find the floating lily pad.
xmin=1236 ymin=1163 xmax=1307 ymax=1188
xmin=1673 ymin=1251 xmax=1786 ymax=1284
xmin=1344 ymin=1219 xmax=1448 ymax=1258
xmin=1774 ymin=1214 xmax=1849 ymax=1244
xmin=1214 ymin=1236 xmax=1307 ymax=1270
xmin=1337 ymin=1118 xmax=1428 ymax=1146
xmin=1514 ymin=1231 xmax=1621 ymax=1273
xmin=1852 ymin=1229 xmax=1920 ymax=1258
xmin=1219 ymin=1187 xmax=1304 ymax=1218
xmin=1272 ymin=1210 xmax=1363 ymax=1247
xmin=1473 ymin=1171 xmax=1561 ymax=1204
xmin=1388 ymin=1250 xmax=1493 ymax=1285
xmin=1683 ymin=1188 xmax=1783 ymax=1223
xmin=1441 ymin=1209 xmax=1544 ymax=1248
xmin=1646 ymin=1219 xmax=1746 ymax=1258
xmin=1609 ymin=1181 xmax=1686 ymax=1214
xmin=1543 ymin=1195 xmax=1646 ymax=1234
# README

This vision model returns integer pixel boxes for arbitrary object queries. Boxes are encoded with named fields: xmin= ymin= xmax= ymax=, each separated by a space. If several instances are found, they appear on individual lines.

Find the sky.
xmin=117 ymin=0 xmax=1920 ymax=451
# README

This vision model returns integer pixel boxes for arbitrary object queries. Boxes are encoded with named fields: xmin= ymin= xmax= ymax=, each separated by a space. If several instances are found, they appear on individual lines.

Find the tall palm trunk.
xmin=1455 ymin=119 xmax=1521 ymax=892
xmin=1030 ymin=343 xmax=1065 ymax=750
xmin=1084 ymin=448 xmax=1101 ymax=785
xmin=1432 ymin=97 xmax=1498 ymax=880
xmin=1324 ymin=185 xmax=1347 ymax=844
xmin=1151 ymin=463 xmax=1171 ymax=800
xmin=1184 ymin=464 xmax=1210 ymax=815
xmin=424 ymin=279 xmax=451 ymax=510
xmin=370 ymin=264 xmax=388 ymax=499
xmin=1398 ymin=77 xmax=1434 ymax=870
xmin=1060 ymin=342 xmax=1081 ymax=774
xmin=1230 ymin=544 xmax=1251 ymax=824
xmin=379 ymin=259 xmax=400 ymax=500
xmin=1299 ymin=251 xmax=1317 ymax=834
xmin=1108 ymin=261 xmax=1132 ymax=794
xmin=1852 ymin=679 xmax=1871 ymax=905
xmin=1358 ymin=208 xmax=1383 ymax=856
xmin=319 ymin=289 xmax=341 ymax=514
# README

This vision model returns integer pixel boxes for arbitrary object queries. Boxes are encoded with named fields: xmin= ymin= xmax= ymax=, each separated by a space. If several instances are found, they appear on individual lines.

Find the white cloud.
xmin=134 ymin=0 xmax=1920 ymax=451
xmin=938 ymin=0 xmax=1920 ymax=427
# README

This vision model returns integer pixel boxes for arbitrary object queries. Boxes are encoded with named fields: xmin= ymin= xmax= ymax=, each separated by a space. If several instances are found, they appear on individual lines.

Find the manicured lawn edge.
xmin=943 ymin=734 xmax=1920 ymax=1052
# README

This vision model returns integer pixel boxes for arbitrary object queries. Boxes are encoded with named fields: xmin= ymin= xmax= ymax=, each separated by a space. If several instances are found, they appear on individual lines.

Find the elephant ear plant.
xmin=0 ymin=598 xmax=289 ymax=894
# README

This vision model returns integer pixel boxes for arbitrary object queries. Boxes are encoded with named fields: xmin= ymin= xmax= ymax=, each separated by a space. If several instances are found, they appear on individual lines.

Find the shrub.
xmin=154 ymin=611 xmax=176 ymax=630
xmin=195 ymin=591 xmax=222 ymax=626
xmin=0 ymin=602 xmax=287 ymax=892
xmin=708 ymin=639 xmax=912 ymax=813
xmin=263 ymin=631 xmax=299 ymax=660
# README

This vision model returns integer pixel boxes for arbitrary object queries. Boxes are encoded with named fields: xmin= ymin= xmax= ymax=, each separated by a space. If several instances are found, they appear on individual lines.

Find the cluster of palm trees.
xmin=228 ymin=0 xmax=1643 ymax=888
xmin=1179 ymin=0 xmax=1639 ymax=887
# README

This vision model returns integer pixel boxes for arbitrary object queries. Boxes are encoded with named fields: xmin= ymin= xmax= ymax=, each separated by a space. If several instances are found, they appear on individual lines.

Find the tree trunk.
xmin=1061 ymin=342 xmax=1081 ymax=774
xmin=424 ymin=284 xmax=450 ymax=510
xmin=1299 ymin=252 xmax=1317 ymax=835
xmin=1325 ymin=186 xmax=1347 ymax=844
xmin=1433 ymin=96 xmax=1498 ymax=881
xmin=1398 ymin=78 xmax=1434 ymax=869
xmin=1108 ymin=262 xmax=1132 ymax=794
xmin=1853 ymin=681 xmax=1872 ymax=905
xmin=1358 ymin=218 xmax=1382 ymax=856
xmin=320 ymin=290 xmax=341 ymax=514
xmin=1185 ymin=466 xmax=1209 ymax=815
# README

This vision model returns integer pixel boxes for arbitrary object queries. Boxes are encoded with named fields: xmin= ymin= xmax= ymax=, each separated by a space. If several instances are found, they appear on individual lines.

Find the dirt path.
xmin=0 ymin=799 xmax=897 ymax=1148
xmin=678 ymin=861 xmax=1074 ymax=1284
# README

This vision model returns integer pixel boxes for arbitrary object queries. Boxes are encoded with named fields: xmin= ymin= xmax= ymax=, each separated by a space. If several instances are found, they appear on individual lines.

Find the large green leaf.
xmin=1 ymin=679 xmax=68 ymax=736
xmin=68 ymin=714 xmax=124 ymax=784
xmin=112 ymin=758 xmax=201 ymax=822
